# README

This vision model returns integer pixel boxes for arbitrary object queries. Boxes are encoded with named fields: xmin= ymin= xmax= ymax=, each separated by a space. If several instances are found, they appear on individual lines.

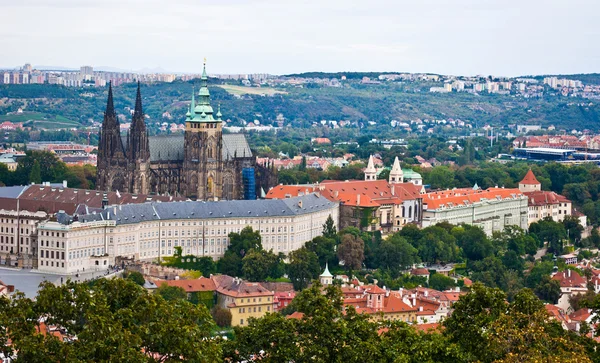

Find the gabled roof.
xmin=551 ymin=270 xmax=586 ymax=288
xmin=520 ymin=169 xmax=541 ymax=185
xmin=423 ymin=187 xmax=523 ymax=210
xmin=524 ymin=190 xmax=570 ymax=206
xmin=156 ymin=277 xmax=216 ymax=293
xmin=211 ymin=275 xmax=273 ymax=298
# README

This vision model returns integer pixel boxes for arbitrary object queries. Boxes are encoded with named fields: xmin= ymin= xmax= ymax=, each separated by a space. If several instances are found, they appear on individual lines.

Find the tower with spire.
xmin=388 ymin=156 xmax=404 ymax=184
xmin=97 ymin=82 xmax=128 ymax=192
xmin=96 ymin=62 xmax=275 ymax=200
xmin=126 ymin=82 xmax=151 ymax=193
xmin=364 ymin=155 xmax=377 ymax=181
xmin=183 ymin=60 xmax=226 ymax=200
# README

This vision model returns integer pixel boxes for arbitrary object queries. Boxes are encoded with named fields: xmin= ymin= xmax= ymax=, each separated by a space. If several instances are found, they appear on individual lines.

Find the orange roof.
xmin=524 ymin=190 xmax=570 ymax=206
xmin=569 ymin=308 xmax=593 ymax=322
xmin=157 ymin=277 xmax=216 ymax=293
xmin=410 ymin=268 xmax=430 ymax=276
xmin=520 ymin=169 xmax=541 ymax=185
xmin=286 ymin=311 xmax=305 ymax=320
xmin=414 ymin=323 xmax=441 ymax=333
xmin=211 ymin=275 xmax=273 ymax=298
xmin=266 ymin=180 xmax=421 ymax=208
xmin=551 ymin=270 xmax=586 ymax=288
xmin=423 ymin=187 xmax=523 ymax=210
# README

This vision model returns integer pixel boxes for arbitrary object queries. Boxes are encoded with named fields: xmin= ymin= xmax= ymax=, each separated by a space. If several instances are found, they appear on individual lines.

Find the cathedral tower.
xmin=389 ymin=156 xmax=404 ymax=184
xmin=364 ymin=155 xmax=377 ymax=181
xmin=183 ymin=62 xmax=224 ymax=200
xmin=126 ymin=82 xmax=151 ymax=194
xmin=97 ymin=82 xmax=128 ymax=192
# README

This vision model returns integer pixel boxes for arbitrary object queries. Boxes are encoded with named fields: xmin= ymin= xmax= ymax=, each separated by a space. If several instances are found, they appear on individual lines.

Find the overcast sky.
xmin=0 ymin=0 xmax=598 ymax=76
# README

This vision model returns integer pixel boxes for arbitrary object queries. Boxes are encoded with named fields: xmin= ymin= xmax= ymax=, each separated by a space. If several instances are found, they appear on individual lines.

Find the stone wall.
xmin=125 ymin=261 xmax=188 ymax=280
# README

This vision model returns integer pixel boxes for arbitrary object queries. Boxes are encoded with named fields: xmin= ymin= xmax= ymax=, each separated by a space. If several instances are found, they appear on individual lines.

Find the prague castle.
xmin=96 ymin=63 xmax=273 ymax=200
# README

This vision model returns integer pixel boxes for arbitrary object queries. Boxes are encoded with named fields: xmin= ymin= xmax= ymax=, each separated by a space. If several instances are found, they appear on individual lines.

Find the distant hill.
xmin=1 ymin=78 xmax=600 ymax=132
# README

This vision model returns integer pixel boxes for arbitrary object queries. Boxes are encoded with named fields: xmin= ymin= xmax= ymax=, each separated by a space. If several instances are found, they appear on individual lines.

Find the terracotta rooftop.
xmin=266 ymin=180 xmax=421 ymax=208
xmin=156 ymin=277 xmax=216 ymax=293
xmin=211 ymin=275 xmax=273 ymax=298
xmin=551 ymin=270 xmax=586 ymax=288
xmin=423 ymin=187 xmax=523 ymax=210
xmin=524 ymin=190 xmax=570 ymax=206
xmin=520 ymin=169 xmax=541 ymax=185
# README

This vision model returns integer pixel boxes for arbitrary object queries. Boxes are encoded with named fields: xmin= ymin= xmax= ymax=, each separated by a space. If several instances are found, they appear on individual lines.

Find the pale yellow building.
xmin=212 ymin=275 xmax=274 ymax=327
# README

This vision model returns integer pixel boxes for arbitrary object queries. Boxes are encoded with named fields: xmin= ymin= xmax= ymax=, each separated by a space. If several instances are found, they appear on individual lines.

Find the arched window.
xmin=408 ymin=206 xmax=412 ymax=219
xmin=207 ymin=176 xmax=214 ymax=194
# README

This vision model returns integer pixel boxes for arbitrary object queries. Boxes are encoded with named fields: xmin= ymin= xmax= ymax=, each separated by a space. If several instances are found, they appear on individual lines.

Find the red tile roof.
xmin=551 ymin=270 xmax=586 ymax=288
xmin=266 ymin=180 xmax=421 ymax=208
xmin=520 ymin=169 xmax=541 ymax=185
xmin=10 ymin=185 xmax=185 ymax=215
xmin=156 ymin=277 xmax=216 ymax=293
xmin=524 ymin=190 xmax=570 ymax=206
xmin=423 ymin=187 xmax=523 ymax=210
xmin=211 ymin=275 xmax=273 ymax=298
xmin=569 ymin=308 xmax=593 ymax=322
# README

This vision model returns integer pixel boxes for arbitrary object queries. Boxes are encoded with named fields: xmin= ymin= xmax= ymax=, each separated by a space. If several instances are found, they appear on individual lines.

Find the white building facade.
xmin=36 ymin=195 xmax=339 ymax=274
xmin=421 ymin=188 xmax=529 ymax=235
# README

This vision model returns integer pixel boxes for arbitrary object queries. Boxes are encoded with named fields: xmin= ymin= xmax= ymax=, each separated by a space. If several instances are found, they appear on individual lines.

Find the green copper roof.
xmin=402 ymin=169 xmax=422 ymax=178
xmin=186 ymin=61 xmax=220 ymax=123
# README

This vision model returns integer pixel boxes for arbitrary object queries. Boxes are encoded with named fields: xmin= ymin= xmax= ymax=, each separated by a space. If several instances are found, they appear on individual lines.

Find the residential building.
xmin=421 ymin=187 xmax=529 ymax=235
xmin=552 ymin=269 xmax=587 ymax=312
xmin=35 ymin=194 xmax=338 ymax=274
xmin=518 ymin=170 xmax=572 ymax=224
xmin=154 ymin=277 xmax=216 ymax=307
xmin=212 ymin=275 xmax=274 ymax=327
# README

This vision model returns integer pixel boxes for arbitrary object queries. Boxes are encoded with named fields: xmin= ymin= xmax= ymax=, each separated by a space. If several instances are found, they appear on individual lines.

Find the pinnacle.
xmin=105 ymin=81 xmax=115 ymax=117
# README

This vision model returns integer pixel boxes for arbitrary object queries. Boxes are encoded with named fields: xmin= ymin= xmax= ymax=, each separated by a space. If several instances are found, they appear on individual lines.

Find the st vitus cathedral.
xmin=96 ymin=63 xmax=275 ymax=200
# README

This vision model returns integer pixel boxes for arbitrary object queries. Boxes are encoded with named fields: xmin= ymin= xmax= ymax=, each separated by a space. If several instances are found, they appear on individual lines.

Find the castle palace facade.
xmin=96 ymin=64 xmax=274 ymax=200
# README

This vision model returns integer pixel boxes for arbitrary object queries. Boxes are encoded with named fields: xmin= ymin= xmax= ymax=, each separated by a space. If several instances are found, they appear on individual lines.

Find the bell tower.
xmin=97 ymin=82 xmax=127 ymax=192
xmin=183 ymin=61 xmax=223 ymax=200
xmin=127 ymin=82 xmax=151 ymax=194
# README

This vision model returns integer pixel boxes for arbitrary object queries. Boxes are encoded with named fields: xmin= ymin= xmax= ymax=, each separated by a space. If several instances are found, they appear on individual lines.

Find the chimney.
xmin=412 ymin=297 xmax=416 ymax=306
xmin=62 ymin=180 xmax=68 ymax=188
xmin=102 ymin=197 xmax=109 ymax=209
xmin=356 ymin=194 xmax=360 ymax=206
xmin=391 ymin=185 xmax=395 ymax=196
xmin=568 ymin=269 xmax=571 ymax=278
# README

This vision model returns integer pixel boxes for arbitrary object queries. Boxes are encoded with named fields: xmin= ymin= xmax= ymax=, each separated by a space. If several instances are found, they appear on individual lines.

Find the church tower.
xmin=389 ymin=156 xmax=404 ymax=184
xmin=126 ymin=82 xmax=151 ymax=194
xmin=183 ymin=61 xmax=224 ymax=200
xmin=364 ymin=155 xmax=377 ymax=181
xmin=97 ymin=82 xmax=128 ymax=192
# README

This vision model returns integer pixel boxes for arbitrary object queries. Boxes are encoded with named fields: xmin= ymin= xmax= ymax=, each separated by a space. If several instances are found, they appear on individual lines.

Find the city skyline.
xmin=1 ymin=0 xmax=598 ymax=76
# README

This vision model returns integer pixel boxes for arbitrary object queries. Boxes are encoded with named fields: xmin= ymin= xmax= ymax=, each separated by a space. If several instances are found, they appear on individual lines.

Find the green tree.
xmin=156 ymin=283 xmax=187 ymax=302
xmin=242 ymin=249 xmax=283 ymax=281
xmin=287 ymin=247 xmax=320 ymax=290
xmin=29 ymin=159 xmax=41 ymax=184
xmin=305 ymin=235 xmax=337 ymax=268
xmin=0 ymin=278 xmax=221 ymax=362
xmin=124 ymin=270 xmax=145 ymax=286
xmin=322 ymin=214 xmax=337 ymax=239
xmin=337 ymin=233 xmax=365 ymax=271
xmin=211 ymin=306 xmax=232 ymax=328
xmin=218 ymin=226 xmax=262 ymax=276
xmin=534 ymin=275 xmax=561 ymax=304
xmin=429 ymin=273 xmax=456 ymax=291
xmin=376 ymin=234 xmax=418 ymax=275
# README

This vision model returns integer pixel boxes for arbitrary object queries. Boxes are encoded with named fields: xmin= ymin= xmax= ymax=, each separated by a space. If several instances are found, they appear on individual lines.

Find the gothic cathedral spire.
xmin=99 ymin=81 xmax=124 ymax=158
xmin=128 ymin=81 xmax=150 ymax=162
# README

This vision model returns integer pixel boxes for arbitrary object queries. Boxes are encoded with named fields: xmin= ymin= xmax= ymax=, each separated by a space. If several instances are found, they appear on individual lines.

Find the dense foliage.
xmin=0 ymin=151 xmax=96 ymax=188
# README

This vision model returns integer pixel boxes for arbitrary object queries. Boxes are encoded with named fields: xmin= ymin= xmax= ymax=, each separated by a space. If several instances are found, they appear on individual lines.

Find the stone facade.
xmin=422 ymin=187 xmax=529 ymax=235
xmin=96 ymin=64 xmax=275 ymax=200
xmin=35 ymin=194 xmax=339 ymax=274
